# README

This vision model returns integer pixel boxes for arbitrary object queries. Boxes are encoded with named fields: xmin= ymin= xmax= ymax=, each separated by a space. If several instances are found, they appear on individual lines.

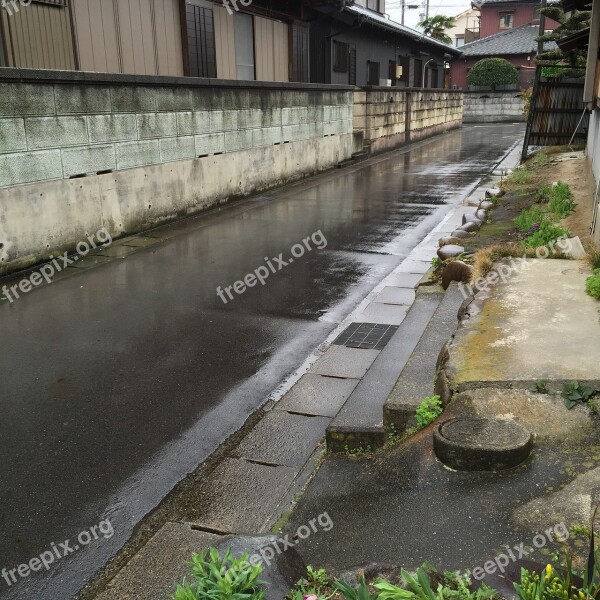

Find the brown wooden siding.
xmin=0 ymin=1 xmax=75 ymax=69
xmin=71 ymin=0 xmax=184 ymax=75
xmin=213 ymin=3 xmax=235 ymax=79
xmin=254 ymin=16 xmax=288 ymax=82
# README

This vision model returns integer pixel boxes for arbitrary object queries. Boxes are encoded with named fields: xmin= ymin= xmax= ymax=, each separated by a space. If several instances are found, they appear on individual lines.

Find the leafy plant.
xmin=515 ymin=205 xmax=546 ymax=232
xmin=306 ymin=566 xmax=330 ymax=590
xmin=506 ymin=166 xmax=530 ymax=186
xmin=334 ymin=574 xmax=379 ymax=600
xmin=530 ymin=380 xmax=552 ymax=394
xmin=548 ymin=183 xmax=575 ymax=218
xmin=416 ymin=395 xmax=443 ymax=429
xmin=432 ymin=257 xmax=441 ymax=270
xmin=374 ymin=579 xmax=415 ymax=600
xmin=588 ymin=248 xmax=600 ymax=271
xmin=173 ymin=548 xmax=265 ymax=600
xmin=562 ymin=381 xmax=597 ymax=409
xmin=521 ymin=222 xmax=571 ymax=249
xmin=417 ymin=15 xmax=456 ymax=44
xmin=586 ymin=269 xmax=600 ymax=300
xmin=467 ymin=58 xmax=518 ymax=90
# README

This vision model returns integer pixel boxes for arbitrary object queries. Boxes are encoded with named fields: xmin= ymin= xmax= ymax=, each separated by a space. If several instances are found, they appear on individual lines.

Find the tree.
xmin=467 ymin=58 xmax=519 ymax=90
xmin=417 ymin=15 xmax=456 ymax=45
xmin=536 ymin=1 xmax=591 ymax=77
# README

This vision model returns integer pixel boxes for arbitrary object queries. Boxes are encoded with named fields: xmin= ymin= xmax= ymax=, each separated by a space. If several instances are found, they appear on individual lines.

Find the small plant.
xmin=548 ymin=183 xmax=575 ymax=218
xmin=506 ymin=166 xmax=530 ymax=186
xmin=432 ymin=257 xmax=441 ymax=270
xmin=521 ymin=222 xmax=571 ymax=249
xmin=415 ymin=395 xmax=443 ymax=429
xmin=173 ymin=548 xmax=265 ymax=600
xmin=586 ymin=269 xmax=600 ymax=299
xmin=334 ymin=574 xmax=379 ymax=600
xmin=515 ymin=205 xmax=546 ymax=232
xmin=530 ymin=380 xmax=553 ymax=394
xmin=374 ymin=579 xmax=415 ymax=600
xmin=531 ymin=152 xmax=550 ymax=167
xmin=344 ymin=444 xmax=372 ymax=457
xmin=562 ymin=381 xmax=597 ymax=409
xmin=306 ymin=566 xmax=330 ymax=589
xmin=587 ymin=248 xmax=600 ymax=271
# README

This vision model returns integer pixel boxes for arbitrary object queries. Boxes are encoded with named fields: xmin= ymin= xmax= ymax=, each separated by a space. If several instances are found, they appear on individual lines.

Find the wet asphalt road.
xmin=0 ymin=123 xmax=523 ymax=599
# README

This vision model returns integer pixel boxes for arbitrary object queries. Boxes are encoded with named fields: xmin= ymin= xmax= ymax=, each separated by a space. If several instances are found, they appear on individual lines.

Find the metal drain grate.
xmin=333 ymin=323 xmax=399 ymax=350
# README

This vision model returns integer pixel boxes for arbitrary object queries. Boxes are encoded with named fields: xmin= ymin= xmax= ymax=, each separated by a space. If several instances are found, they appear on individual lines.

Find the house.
xmin=0 ymin=0 xmax=460 ymax=88
xmin=305 ymin=0 xmax=462 ymax=87
xmin=446 ymin=7 xmax=481 ymax=48
xmin=449 ymin=0 xmax=559 ymax=89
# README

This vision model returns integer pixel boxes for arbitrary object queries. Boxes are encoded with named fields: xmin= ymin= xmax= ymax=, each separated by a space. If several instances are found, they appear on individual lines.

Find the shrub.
xmin=521 ymin=221 xmax=571 ymax=248
xmin=173 ymin=548 xmax=265 ymax=600
xmin=586 ymin=269 xmax=600 ymax=299
xmin=467 ymin=58 xmax=519 ymax=90
xmin=588 ymin=247 xmax=600 ymax=270
xmin=415 ymin=395 xmax=443 ymax=429
xmin=515 ymin=205 xmax=546 ymax=232
xmin=548 ymin=182 xmax=575 ymax=217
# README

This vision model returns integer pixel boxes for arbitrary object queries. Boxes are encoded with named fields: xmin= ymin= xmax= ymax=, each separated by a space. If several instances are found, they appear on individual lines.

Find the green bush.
xmin=467 ymin=58 xmax=519 ymax=89
xmin=548 ymin=182 xmax=575 ymax=217
xmin=415 ymin=395 xmax=443 ymax=429
xmin=521 ymin=221 xmax=570 ymax=248
xmin=586 ymin=269 xmax=600 ymax=299
xmin=173 ymin=548 xmax=265 ymax=600
xmin=515 ymin=205 xmax=546 ymax=232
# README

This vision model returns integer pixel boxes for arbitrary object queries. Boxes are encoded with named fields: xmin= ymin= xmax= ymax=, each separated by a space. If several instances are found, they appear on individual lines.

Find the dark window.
xmin=413 ymin=58 xmax=423 ymax=87
xmin=431 ymin=67 xmax=439 ymax=88
xmin=499 ymin=11 xmax=514 ymax=29
xmin=235 ymin=12 xmax=255 ymax=80
xmin=291 ymin=21 xmax=309 ymax=82
xmin=389 ymin=60 xmax=397 ymax=85
xmin=333 ymin=40 xmax=349 ymax=72
xmin=186 ymin=3 xmax=217 ymax=78
xmin=367 ymin=61 xmax=380 ymax=85
xmin=398 ymin=56 xmax=410 ymax=84
xmin=349 ymin=45 xmax=357 ymax=85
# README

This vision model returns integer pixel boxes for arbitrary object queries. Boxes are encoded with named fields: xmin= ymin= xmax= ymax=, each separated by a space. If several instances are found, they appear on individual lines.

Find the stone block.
xmin=282 ymin=124 xmax=300 ymax=141
xmin=110 ymin=86 xmax=156 ymax=113
xmin=61 ymin=144 xmax=116 ymax=177
xmin=159 ymin=136 xmax=196 ymax=162
xmin=224 ymin=129 xmax=253 ymax=152
xmin=195 ymin=132 xmax=225 ymax=155
xmin=0 ymin=118 xmax=26 ymax=153
xmin=8 ymin=83 xmax=56 ymax=116
xmin=155 ymin=87 xmax=192 ymax=112
xmin=115 ymin=140 xmax=160 ymax=169
xmin=0 ymin=149 xmax=62 ymax=187
xmin=252 ymin=127 xmax=282 ymax=147
xmin=176 ymin=111 xmax=210 ymax=135
xmin=137 ymin=113 xmax=177 ymax=139
xmin=237 ymin=109 xmax=262 ymax=130
xmin=210 ymin=110 xmax=238 ymax=132
xmin=55 ymin=84 xmax=111 ymax=114
xmin=25 ymin=116 xmax=88 ymax=149
xmin=281 ymin=108 xmax=299 ymax=126
xmin=261 ymin=108 xmax=282 ymax=128
xmin=87 ymin=114 xmax=138 ymax=143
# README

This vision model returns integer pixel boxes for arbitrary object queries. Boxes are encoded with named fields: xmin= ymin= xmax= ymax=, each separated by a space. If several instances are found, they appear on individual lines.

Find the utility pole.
xmin=401 ymin=0 xmax=405 ymax=25
xmin=425 ymin=0 xmax=429 ymax=19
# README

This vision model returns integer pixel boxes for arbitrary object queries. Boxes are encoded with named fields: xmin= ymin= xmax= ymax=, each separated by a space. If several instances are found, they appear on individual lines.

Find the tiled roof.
xmin=460 ymin=24 xmax=556 ymax=56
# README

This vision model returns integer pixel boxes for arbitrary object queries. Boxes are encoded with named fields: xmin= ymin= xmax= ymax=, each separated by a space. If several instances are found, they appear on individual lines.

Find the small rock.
xmin=441 ymin=260 xmax=474 ymax=290
xmin=466 ymin=198 xmax=481 ymax=207
xmin=438 ymin=237 xmax=464 ymax=247
xmin=476 ymin=209 xmax=487 ymax=221
xmin=462 ymin=213 xmax=480 ymax=225
xmin=554 ymin=236 xmax=586 ymax=259
xmin=437 ymin=245 xmax=464 ymax=260
xmin=458 ymin=221 xmax=481 ymax=233
xmin=213 ymin=535 xmax=306 ymax=600
xmin=451 ymin=229 xmax=470 ymax=239
xmin=485 ymin=188 xmax=503 ymax=198
xmin=479 ymin=200 xmax=494 ymax=210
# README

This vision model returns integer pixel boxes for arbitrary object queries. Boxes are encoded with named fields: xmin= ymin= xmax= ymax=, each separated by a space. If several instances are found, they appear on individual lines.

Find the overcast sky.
xmin=386 ymin=0 xmax=473 ymax=31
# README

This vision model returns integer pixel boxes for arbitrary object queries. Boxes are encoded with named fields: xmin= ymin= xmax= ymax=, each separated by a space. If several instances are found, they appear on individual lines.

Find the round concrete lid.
xmin=433 ymin=417 xmax=532 ymax=471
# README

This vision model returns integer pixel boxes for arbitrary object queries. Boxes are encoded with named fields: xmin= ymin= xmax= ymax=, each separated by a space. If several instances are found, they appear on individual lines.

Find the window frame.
xmin=332 ymin=40 xmax=349 ymax=73
xmin=499 ymin=11 xmax=514 ymax=29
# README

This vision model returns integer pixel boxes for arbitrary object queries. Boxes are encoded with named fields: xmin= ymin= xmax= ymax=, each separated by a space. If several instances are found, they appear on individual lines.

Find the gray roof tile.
xmin=460 ymin=25 xmax=556 ymax=56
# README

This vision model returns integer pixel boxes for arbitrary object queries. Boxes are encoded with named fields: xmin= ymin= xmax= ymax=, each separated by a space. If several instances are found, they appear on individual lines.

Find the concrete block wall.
xmin=0 ymin=70 xmax=354 ymax=274
xmin=0 ymin=80 xmax=354 ymax=188
xmin=588 ymin=108 xmax=600 ymax=247
xmin=463 ymin=92 xmax=525 ymax=123
xmin=354 ymin=88 xmax=463 ymax=154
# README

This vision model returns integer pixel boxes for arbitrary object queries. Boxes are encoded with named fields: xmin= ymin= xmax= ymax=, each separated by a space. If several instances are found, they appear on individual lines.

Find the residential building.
xmin=0 ymin=0 xmax=460 ymax=88
xmin=446 ymin=7 xmax=481 ymax=48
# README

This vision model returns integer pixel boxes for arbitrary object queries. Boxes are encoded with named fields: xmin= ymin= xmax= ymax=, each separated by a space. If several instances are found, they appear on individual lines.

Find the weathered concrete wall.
xmin=353 ymin=88 xmax=463 ymax=155
xmin=0 ymin=70 xmax=354 ymax=275
xmin=463 ymin=92 xmax=525 ymax=123
xmin=588 ymin=107 xmax=600 ymax=247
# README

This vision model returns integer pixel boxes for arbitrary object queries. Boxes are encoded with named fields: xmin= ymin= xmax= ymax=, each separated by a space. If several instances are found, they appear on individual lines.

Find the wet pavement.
xmin=0 ymin=123 xmax=523 ymax=599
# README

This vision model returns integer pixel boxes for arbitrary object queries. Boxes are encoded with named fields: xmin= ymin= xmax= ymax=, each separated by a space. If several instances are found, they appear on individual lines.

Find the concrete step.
xmin=384 ymin=284 xmax=466 ymax=433
xmin=326 ymin=286 xmax=445 ymax=452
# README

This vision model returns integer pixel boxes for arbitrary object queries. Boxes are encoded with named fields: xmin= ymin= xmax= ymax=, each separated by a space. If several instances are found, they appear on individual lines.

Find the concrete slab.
xmin=447 ymin=260 xmax=600 ymax=390
xmin=395 ymin=259 xmax=432 ymax=274
xmin=115 ymin=236 xmax=163 ymax=248
xmin=385 ymin=272 xmax=424 ymax=288
xmin=67 ymin=255 xmax=112 ymax=269
xmin=357 ymin=302 xmax=409 ymax=325
xmin=310 ymin=346 xmax=380 ymax=379
xmin=375 ymin=287 xmax=415 ymax=306
xmin=192 ymin=458 xmax=299 ymax=534
xmin=276 ymin=374 xmax=359 ymax=417
xmin=95 ymin=523 xmax=221 ymax=600
xmin=94 ymin=245 xmax=138 ymax=259
xmin=234 ymin=410 xmax=330 ymax=467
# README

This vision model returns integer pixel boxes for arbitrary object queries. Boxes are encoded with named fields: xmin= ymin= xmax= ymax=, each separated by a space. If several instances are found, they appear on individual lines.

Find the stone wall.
xmin=0 ymin=70 xmax=354 ymax=275
xmin=463 ymin=92 xmax=525 ymax=123
xmin=353 ymin=88 xmax=463 ymax=155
